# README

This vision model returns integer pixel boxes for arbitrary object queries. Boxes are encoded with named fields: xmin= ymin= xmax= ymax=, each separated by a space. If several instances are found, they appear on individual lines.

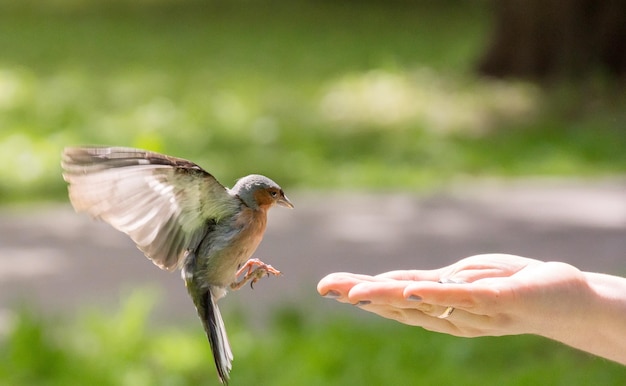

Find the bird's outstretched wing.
xmin=61 ymin=146 xmax=240 ymax=271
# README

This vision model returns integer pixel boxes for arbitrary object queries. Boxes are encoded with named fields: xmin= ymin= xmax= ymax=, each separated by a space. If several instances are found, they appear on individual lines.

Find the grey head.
xmin=229 ymin=174 xmax=293 ymax=210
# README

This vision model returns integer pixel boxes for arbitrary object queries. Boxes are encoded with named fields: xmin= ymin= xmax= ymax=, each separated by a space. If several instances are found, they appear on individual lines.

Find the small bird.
xmin=61 ymin=146 xmax=293 ymax=384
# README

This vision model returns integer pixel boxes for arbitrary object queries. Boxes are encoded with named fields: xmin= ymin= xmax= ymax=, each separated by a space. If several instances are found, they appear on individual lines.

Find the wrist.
xmin=536 ymin=268 xmax=626 ymax=364
xmin=524 ymin=262 xmax=593 ymax=339
xmin=580 ymin=271 xmax=626 ymax=364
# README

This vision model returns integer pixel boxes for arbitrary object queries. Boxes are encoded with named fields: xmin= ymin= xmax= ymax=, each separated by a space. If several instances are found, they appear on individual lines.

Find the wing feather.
xmin=61 ymin=146 xmax=240 ymax=271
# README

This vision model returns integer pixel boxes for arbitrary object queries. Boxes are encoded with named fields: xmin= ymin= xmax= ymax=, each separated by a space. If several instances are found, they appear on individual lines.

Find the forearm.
xmin=544 ymin=271 xmax=626 ymax=364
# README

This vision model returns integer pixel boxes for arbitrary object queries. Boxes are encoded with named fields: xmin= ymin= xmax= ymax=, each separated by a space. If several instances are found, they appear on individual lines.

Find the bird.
xmin=61 ymin=146 xmax=294 ymax=384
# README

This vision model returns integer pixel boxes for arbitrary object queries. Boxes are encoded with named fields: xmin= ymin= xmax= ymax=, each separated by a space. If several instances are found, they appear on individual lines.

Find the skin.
xmin=317 ymin=254 xmax=626 ymax=365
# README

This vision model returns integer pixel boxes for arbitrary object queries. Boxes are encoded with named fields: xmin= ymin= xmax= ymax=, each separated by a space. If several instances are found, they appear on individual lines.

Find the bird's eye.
xmin=269 ymin=190 xmax=278 ymax=197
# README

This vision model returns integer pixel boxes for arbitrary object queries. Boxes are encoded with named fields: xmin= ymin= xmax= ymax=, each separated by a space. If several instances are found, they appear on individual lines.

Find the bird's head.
xmin=231 ymin=174 xmax=294 ymax=211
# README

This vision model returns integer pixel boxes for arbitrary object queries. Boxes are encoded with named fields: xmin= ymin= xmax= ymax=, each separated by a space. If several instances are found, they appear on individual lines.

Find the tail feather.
xmin=199 ymin=289 xmax=233 ymax=384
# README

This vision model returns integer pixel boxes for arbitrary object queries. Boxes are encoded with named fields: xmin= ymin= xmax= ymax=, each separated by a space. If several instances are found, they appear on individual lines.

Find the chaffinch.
xmin=61 ymin=146 xmax=293 ymax=384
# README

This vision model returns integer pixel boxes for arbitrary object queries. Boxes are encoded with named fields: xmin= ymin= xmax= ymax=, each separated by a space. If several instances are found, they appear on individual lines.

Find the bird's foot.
xmin=231 ymin=258 xmax=282 ymax=290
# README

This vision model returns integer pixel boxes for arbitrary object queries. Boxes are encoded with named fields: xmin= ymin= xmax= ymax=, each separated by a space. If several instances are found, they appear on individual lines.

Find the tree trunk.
xmin=477 ymin=0 xmax=626 ymax=81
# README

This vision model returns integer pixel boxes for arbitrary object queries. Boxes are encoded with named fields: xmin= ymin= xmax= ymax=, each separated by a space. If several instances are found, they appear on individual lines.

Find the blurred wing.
xmin=61 ymin=146 xmax=240 ymax=271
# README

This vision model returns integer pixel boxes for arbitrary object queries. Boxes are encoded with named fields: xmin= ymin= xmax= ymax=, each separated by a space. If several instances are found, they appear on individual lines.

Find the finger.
xmin=317 ymin=272 xmax=392 ymax=302
xmin=346 ymin=280 xmax=470 ymax=319
xmin=440 ymin=268 xmax=516 ymax=284
xmin=356 ymin=303 xmax=497 ymax=337
xmin=403 ymin=281 xmax=505 ymax=315
xmin=346 ymin=280 xmax=469 ymax=311
xmin=375 ymin=269 xmax=443 ymax=281
xmin=347 ymin=280 xmax=415 ymax=307
xmin=355 ymin=303 xmax=445 ymax=326
xmin=352 ymin=289 xmax=460 ymax=320
xmin=345 ymin=279 xmax=475 ymax=312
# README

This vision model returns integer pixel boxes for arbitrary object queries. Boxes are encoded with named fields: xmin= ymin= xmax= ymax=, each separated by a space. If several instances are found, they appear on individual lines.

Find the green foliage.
xmin=1 ymin=293 xmax=624 ymax=386
xmin=0 ymin=1 xmax=624 ymax=204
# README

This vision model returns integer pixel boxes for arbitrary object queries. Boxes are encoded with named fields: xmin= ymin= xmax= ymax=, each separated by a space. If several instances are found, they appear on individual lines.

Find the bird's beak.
xmin=277 ymin=194 xmax=294 ymax=209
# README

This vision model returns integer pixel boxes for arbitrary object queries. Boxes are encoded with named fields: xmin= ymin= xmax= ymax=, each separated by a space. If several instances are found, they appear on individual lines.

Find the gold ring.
xmin=438 ymin=306 xmax=455 ymax=319
xmin=437 ymin=278 xmax=465 ymax=318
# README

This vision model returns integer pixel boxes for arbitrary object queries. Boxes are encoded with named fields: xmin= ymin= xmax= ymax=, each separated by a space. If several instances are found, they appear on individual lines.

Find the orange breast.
xmin=204 ymin=206 xmax=268 ymax=286
xmin=234 ymin=206 xmax=268 ymax=246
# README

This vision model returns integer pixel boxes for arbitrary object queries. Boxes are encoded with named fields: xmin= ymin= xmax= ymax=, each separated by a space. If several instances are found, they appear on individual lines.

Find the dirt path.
xmin=1 ymin=179 xmax=624 ymax=330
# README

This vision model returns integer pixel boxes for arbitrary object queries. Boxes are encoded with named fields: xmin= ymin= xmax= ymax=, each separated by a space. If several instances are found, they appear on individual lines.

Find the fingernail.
xmin=323 ymin=290 xmax=341 ymax=299
xmin=407 ymin=295 xmax=422 ymax=302
xmin=355 ymin=300 xmax=371 ymax=306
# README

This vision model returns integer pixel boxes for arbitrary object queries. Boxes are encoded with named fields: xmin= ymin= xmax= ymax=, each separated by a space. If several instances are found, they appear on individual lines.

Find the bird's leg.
xmin=230 ymin=258 xmax=282 ymax=290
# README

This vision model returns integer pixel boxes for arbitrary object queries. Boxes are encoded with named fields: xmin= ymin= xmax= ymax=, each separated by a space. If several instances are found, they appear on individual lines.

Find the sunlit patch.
xmin=0 ymin=134 xmax=45 ymax=184
xmin=212 ymin=91 xmax=250 ymax=129
xmin=133 ymin=97 xmax=178 ymax=131
xmin=250 ymin=116 xmax=279 ymax=145
xmin=319 ymin=68 xmax=540 ymax=134
xmin=0 ymin=69 xmax=29 ymax=109
xmin=0 ymin=309 xmax=16 ymax=337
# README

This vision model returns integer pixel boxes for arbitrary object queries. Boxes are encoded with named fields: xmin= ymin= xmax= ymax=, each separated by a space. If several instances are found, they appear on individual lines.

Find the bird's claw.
xmin=231 ymin=258 xmax=282 ymax=290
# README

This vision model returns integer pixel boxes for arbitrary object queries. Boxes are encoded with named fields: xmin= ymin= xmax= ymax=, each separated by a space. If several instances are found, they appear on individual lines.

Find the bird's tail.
xmin=198 ymin=288 xmax=234 ymax=384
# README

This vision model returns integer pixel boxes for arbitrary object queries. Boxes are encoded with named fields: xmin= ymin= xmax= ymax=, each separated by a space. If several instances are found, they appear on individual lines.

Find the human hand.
xmin=317 ymin=254 xmax=590 ymax=338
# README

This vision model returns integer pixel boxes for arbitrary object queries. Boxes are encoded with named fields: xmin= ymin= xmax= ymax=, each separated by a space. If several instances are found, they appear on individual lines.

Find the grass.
xmin=0 ymin=1 xmax=624 ymax=383
xmin=1 ymin=290 xmax=624 ymax=386
xmin=0 ymin=0 xmax=624 ymax=204
xmin=1 ymin=2 xmax=624 ymax=383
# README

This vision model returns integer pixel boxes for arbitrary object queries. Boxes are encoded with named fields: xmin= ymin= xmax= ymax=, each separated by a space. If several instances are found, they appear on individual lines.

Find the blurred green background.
xmin=1 ymin=0 xmax=624 ymax=385
xmin=1 ymin=0 xmax=624 ymax=203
